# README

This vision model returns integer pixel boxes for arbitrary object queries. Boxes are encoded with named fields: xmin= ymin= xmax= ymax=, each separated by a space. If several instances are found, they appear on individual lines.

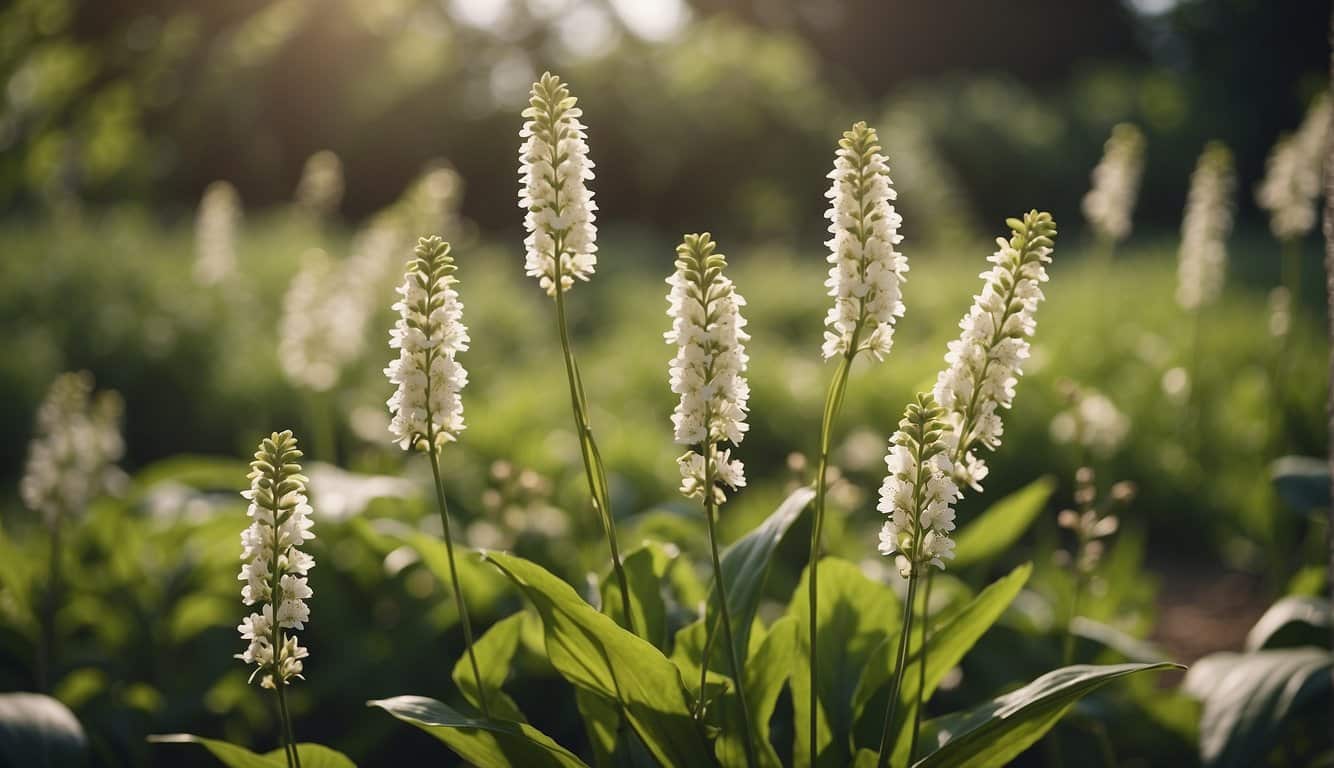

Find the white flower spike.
xmin=877 ymin=393 xmax=960 ymax=577
xmin=1257 ymin=93 xmax=1331 ymax=241
xmin=20 ymin=372 xmax=124 ymax=529
xmin=385 ymin=236 xmax=470 ymax=451
xmin=1082 ymin=123 xmax=1144 ymax=245
xmin=823 ymin=121 xmax=908 ymax=361
xmin=667 ymin=233 xmax=751 ymax=504
xmin=519 ymin=72 xmax=598 ymax=297
xmin=1177 ymin=142 xmax=1235 ymax=312
xmin=237 ymin=430 xmax=315 ymax=689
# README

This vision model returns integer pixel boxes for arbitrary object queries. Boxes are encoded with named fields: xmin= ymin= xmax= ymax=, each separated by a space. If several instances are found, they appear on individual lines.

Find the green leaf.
xmin=852 ymin=563 xmax=1032 ymax=764
xmin=913 ymin=662 xmax=1182 ymax=768
xmin=714 ymin=615 xmax=799 ymax=768
xmin=951 ymin=478 xmax=1054 ymax=569
xmin=452 ymin=612 xmax=527 ymax=722
xmin=149 ymin=734 xmax=357 ymax=768
xmin=1183 ymin=647 xmax=1333 ymax=768
xmin=574 ymin=689 xmax=659 ymax=768
xmin=404 ymin=533 xmax=507 ymax=617
xmin=1270 ymin=456 xmax=1330 ymax=511
xmin=602 ymin=542 xmax=675 ymax=651
xmin=481 ymin=551 xmax=716 ymax=768
xmin=130 ymin=455 xmax=247 ymax=496
xmin=369 ymin=695 xmax=586 ymax=768
xmin=1243 ymin=596 xmax=1331 ymax=652
xmin=790 ymin=557 xmax=900 ymax=768
xmin=712 ymin=486 xmax=815 ymax=666
xmin=0 ymin=693 xmax=87 ymax=767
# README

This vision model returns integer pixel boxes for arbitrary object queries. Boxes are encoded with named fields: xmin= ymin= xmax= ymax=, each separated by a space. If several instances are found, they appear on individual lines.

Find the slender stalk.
xmin=426 ymin=446 xmax=490 ymax=718
xmin=876 ymin=573 xmax=920 ymax=768
xmin=808 ymin=350 xmax=855 ymax=767
xmin=552 ymin=256 xmax=635 ymax=634
xmin=1282 ymin=237 xmax=1302 ymax=308
xmin=1063 ymin=555 xmax=1087 ymax=667
xmin=276 ymin=683 xmax=300 ymax=768
xmin=911 ymin=571 xmax=933 ymax=762
xmin=695 ymin=611 xmax=720 ymax=717
xmin=706 ymin=493 xmax=759 ymax=768
xmin=38 ymin=520 xmax=61 ymax=693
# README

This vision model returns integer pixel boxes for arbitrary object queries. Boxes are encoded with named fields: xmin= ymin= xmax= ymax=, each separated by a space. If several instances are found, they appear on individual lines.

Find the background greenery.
xmin=1 ymin=0 xmax=1330 ymax=766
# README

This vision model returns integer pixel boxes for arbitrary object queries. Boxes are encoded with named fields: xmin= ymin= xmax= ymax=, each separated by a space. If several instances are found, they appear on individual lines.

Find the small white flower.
xmin=20 ymin=372 xmax=124 ymax=529
xmin=1177 ymin=142 xmax=1235 ymax=311
xmin=877 ymin=394 xmax=960 ymax=576
xmin=822 ymin=121 xmax=908 ymax=361
xmin=1257 ymin=94 xmax=1330 ymax=241
xmin=933 ymin=211 xmax=1057 ymax=491
xmin=1082 ymin=123 xmax=1144 ymax=244
xmin=518 ymin=72 xmax=598 ymax=297
xmin=1049 ymin=384 xmax=1130 ymax=459
xmin=237 ymin=430 xmax=315 ymax=688
xmin=666 ymin=233 xmax=750 ymax=504
xmin=385 ymin=236 xmax=470 ymax=451
xmin=194 ymin=181 xmax=241 ymax=286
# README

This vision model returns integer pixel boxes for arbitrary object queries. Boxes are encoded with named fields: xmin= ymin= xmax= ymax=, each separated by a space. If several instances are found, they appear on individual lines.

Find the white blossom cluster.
xmin=237 ymin=430 xmax=315 ymax=689
xmin=822 ymin=121 xmax=908 ymax=360
xmin=1257 ymin=94 xmax=1331 ymax=240
xmin=194 ymin=180 xmax=241 ymax=286
xmin=20 ymin=372 xmax=124 ymax=529
xmin=666 ymin=233 xmax=750 ymax=504
xmin=295 ymin=150 xmax=345 ymax=221
xmin=933 ymin=211 xmax=1057 ymax=491
xmin=385 ymin=236 xmax=470 ymax=452
xmin=519 ymin=72 xmax=598 ymax=296
xmin=1049 ymin=385 xmax=1130 ymax=459
xmin=1177 ymin=142 xmax=1235 ymax=311
xmin=877 ymin=394 xmax=960 ymax=576
xmin=1081 ymin=123 xmax=1144 ymax=244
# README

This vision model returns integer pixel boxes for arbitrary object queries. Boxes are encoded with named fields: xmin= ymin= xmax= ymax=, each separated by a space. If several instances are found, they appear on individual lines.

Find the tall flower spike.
xmin=933 ymin=211 xmax=1058 ymax=491
xmin=20 ymin=372 xmax=125 ymax=529
xmin=666 ymin=233 xmax=751 ymax=504
xmin=1082 ymin=123 xmax=1144 ymax=245
xmin=1257 ymin=93 xmax=1331 ymax=241
xmin=385 ymin=236 xmax=470 ymax=451
xmin=195 ymin=180 xmax=241 ymax=286
xmin=237 ymin=430 xmax=315 ymax=689
xmin=877 ymin=393 xmax=960 ymax=577
xmin=295 ymin=150 xmax=345 ymax=221
xmin=518 ymin=72 xmax=598 ymax=296
xmin=823 ymin=121 xmax=908 ymax=361
xmin=1176 ymin=142 xmax=1235 ymax=312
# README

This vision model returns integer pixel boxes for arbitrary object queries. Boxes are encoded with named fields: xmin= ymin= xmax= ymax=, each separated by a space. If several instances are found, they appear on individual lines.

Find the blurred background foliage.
xmin=1 ymin=0 xmax=1331 ymax=766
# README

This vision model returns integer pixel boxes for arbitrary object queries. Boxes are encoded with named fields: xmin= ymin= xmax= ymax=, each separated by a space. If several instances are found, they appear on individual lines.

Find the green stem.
xmin=554 ymin=287 xmax=635 ymax=634
xmin=39 ymin=519 xmax=61 ymax=693
xmin=706 ymin=492 xmax=758 ymax=768
xmin=911 ymin=571 xmax=933 ymax=762
xmin=876 ymin=572 xmax=920 ymax=768
xmin=1063 ymin=566 xmax=1086 ymax=667
xmin=1281 ymin=237 xmax=1302 ymax=309
xmin=809 ymin=350 xmax=855 ymax=768
xmin=276 ymin=683 xmax=300 ymax=768
xmin=695 ymin=611 xmax=720 ymax=718
xmin=426 ymin=446 xmax=490 ymax=718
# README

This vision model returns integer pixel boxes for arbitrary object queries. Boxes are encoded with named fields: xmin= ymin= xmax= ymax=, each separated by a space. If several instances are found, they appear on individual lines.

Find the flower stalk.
xmin=809 ymin=121 xmax=907 ymax=766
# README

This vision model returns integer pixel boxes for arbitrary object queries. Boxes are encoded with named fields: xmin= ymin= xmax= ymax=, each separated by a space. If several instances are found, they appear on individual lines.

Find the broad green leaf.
xmin=149 ymin=734 xmax=356 ymax=768
xmin=404 ymin=533 xmax=507 ymax=616
xmin=852 ymin=563 xmax=1032 ymax=764
xmin=451 ymin=612 xmax=527 ymax=722
xmin=602 ymin=542 xmax=675 ymax=651
xmin=0 ymin=693 xmax=86 ymax=767
xmin=575 ymin=689 xmax=659 ymax=768
xmin=369 ymin=695 xmax=586 ymax=768
xmin=670 ymin=616 xmax=764 ymax=702
xmin=1243 ymin=596 xmax=1331 ymax=652
xmin=1183 ymin=647 xmax=1333 ymax=768
xmin=714 ymin=615 xmax=799 ymax=768
xmin=951 ymin=478 xmax=1054 ymax=569
xmin=1270 ymin=456 xmax=1330 ymax=511
xmin=913 ymin=662 xmax=1182 ymax=768
xmin=790 ymin=557 xmax=900 ymax=768
xmin=712 ymin=486 xmax=815 ymax=666
xmin=481 ymin=551 xmax=716 ymax=768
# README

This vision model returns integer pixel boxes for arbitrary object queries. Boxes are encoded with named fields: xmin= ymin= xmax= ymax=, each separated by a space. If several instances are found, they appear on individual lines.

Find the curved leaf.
xmin=952 ymin=478 xmax=1054 ymax=569
xmin=851 ymin=563 xmax=1032 ymax=763
xmin=790 ymin=557 xmax=900 ymax=768
xmin=602 ymin=542 xmax=676 ymax=652
xmin=1183 ymin=647 xmax=1332 ymax=768
xmin=451 ymin=612 xmax=527 ymax=722
xmin=481 ymin=551 xmax=715 ymax=767
xmin=913 ymin=662 xmax=1182 ymax=768
xmin=369 ymin=695 xmax=586 ymax=768
xmin=1244 ymin=596 xmax=1331 ymax=652
xmin=1270 ymin=456 xmax=1330 ymax=511
xmin=149 ymin=734 xmax=356 ymax=768
xmin=0 ymin=693 xmax=86 ymax=767
xmin=714 ymin=615 xmax=798 ymax=768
